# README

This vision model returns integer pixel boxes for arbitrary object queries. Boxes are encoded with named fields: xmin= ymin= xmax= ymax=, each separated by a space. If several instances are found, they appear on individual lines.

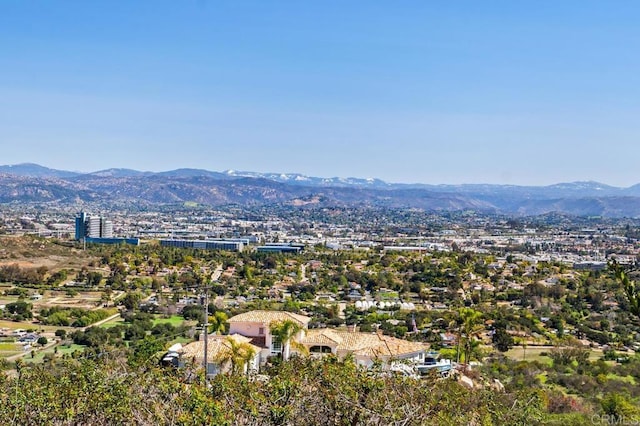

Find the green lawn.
xmin=378 ymin=291 xmax=399 ymax=300
xmin=0 ymin=342 xmax=21 ymax=357
xmin=21 ymin=349 xmax=46 ymax=363
xmin=504 ymin=346 xmax=554 ymax=365
xmin=23 ymin=343 xmax=85 ymax=364
xmin=0 ymin=342 xmax=18 ymax=351
xmin=504 ymin=346 xmax=603 ymax=365
xmin=152 ymin=315 xmax=191 ymax=327
xmin=98 ymin=317 xmax=125 ymax=328
xmin=96 ymin=314 xmax=194 ymax=331
xmin=168 ymin=336 xmax=193 ymax=345
xmin=54 ymin=344 xmax=85 ymax=356
xmin=97 ymin=314 xmax=192 ymax=329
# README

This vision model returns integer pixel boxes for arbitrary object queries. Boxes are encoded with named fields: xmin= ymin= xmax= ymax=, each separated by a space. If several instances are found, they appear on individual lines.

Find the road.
xmin=299 ymin=262 xmax=309 ymax=283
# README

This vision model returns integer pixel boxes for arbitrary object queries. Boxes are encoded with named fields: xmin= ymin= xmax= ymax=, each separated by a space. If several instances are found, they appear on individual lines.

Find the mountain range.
xmin=1 ymin=163 xmax=639 ymax=217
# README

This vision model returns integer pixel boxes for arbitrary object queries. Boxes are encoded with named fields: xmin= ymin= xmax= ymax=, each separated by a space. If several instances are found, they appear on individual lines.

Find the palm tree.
xmin=208 ymin=311 xmax=228 ymax=335
xmin=269 ymin=319 xmax=307 ymax=361
xmin=458 ymin=307 xmax=483 ymax=366
xmin=215 ymin=336 xmax=256 ymax=375
xmin=610 ymin=260 xmax=640 ymax=319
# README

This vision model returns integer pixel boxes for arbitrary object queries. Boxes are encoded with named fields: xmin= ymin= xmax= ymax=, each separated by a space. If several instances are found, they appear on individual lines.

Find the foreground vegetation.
xmin=0 ymin=353 xmax=609 ymax=426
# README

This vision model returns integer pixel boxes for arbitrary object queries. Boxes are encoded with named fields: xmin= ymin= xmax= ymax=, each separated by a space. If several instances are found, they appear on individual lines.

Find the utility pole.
xmin=202 ymin=286 xmax=210 ymax=377
xmin=190 ymin=266 xmax=220 ymax=382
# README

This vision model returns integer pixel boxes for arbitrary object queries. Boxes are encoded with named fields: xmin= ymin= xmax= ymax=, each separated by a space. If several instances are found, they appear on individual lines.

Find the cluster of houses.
xmin=163 ymin=310 xmax=448 ymax=377
xmin=0 ymin=328 xmax=42 ymax=351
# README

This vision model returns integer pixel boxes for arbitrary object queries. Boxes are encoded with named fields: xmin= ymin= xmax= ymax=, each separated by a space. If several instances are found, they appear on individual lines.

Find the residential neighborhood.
xmin=1 ymin=204 xmax=640 ymax=423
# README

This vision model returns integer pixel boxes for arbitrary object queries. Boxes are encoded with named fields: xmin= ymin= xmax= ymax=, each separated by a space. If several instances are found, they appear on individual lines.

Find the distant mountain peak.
xmin=547 ymin=181 xmax=616 ymax=191
xmin=88 ymin=168 xmax=150 ymax=178
xmin=0 ymin=163 xmax=80 ymax=178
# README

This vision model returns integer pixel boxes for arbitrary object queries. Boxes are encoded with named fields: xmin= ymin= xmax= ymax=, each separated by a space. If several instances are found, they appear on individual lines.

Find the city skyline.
xmin=2 ymin=2 xmax=640 ymax=186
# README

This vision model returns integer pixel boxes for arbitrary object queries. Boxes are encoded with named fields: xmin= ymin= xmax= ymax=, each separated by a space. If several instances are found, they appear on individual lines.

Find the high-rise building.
xmin=75 ymin=212 xmax=114 ymax=240
xmin=74 ymin=211 xmax=88 ymax=240
xmin=87 ymin=216 xmax=101 ymax=238
xmin=100 ymin=218 xmax=113 ymax=238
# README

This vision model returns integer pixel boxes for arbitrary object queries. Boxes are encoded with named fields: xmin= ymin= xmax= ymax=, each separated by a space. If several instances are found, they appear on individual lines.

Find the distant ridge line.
xmin=0 ymin=163 xmax=636 ymax=190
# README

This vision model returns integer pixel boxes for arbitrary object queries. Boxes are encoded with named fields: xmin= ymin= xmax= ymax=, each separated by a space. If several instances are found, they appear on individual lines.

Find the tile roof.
xmin=302 ymin=329 xmax=427 ymax=358
xmin=301 ymin=328 xmax=343 ymax=346
xmin=180 ymin=334 xmax=260 ymax=363
xmin=227 ymin=310 xmax=311 ymax=326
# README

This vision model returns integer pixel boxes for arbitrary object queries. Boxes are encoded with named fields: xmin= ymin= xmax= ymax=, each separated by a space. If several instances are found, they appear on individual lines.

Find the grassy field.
xmin=505 ymin=346 xmax=553 ymax=363
xmin=54 ymin=344 xmax=85 ymax=355
xmin=153 ymin=315 xmax=191 ymax=327
xmin=0 ymin=342 xmax=21 ymax=357
xmin=169 ymin=336 xmax=193 ymax=346
xmin=0 ymin=319 xmax=75 ymax=333
xmin=0 ymin=235 xmax=98 ymax=270
xmin=33 ymin=290 xmax=103 ymax=310
xmin=504 ymin=345 xmax=604 ymax=364
xmin=22 ymin=343 xmax=85 ymax=364
xmin=98 ymin=314 xmax=195 ymax=329
xmin=97 ymin=316 xmax=125 ymax=328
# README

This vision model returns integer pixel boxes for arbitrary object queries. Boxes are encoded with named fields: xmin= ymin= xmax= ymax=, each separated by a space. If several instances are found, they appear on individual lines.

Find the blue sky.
xmin=1 ymin=1 xmax=639 ymax=186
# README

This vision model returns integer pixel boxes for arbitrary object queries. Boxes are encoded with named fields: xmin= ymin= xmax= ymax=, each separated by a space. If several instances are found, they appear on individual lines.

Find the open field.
xmin=0 ymin=342 xmax=22 ymax=357
xmin=0 ymin=311 xmax=118 ymax=334
xmin=0 ymin=319 xmax=64 ymax=333
xmin=34 ymin=291 xmax=103 ymax=310
xmin=22 ymin=343 xmax=86 ymax=364
xmin=504 ymin=346 xmax=554 ymax=364
xmin=153 ymin=315 xmax=193 ymax=327
xmin=169 ymin=336 xmax=193 ymax=346
xmin=98 ymin=316 xmax=126 ymax=328
xmin=99 ymin=315 xmax=196 ymax=329
xmin=0 ymin=235 xmax=97 ymax=270
xmin=1 ymin=289 xmax=106 ymax=330
xmin=504 ymin=345 xmax=604 ymax=364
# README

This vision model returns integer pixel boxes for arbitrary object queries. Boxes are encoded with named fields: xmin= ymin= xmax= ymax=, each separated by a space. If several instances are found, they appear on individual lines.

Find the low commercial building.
xmin=160 ymin=239 xmax=244 ymax=252
xmin=85 ymin=237 xmax=139 ymax=245
xmin=256 ymin=243 xmax=303 ymax=254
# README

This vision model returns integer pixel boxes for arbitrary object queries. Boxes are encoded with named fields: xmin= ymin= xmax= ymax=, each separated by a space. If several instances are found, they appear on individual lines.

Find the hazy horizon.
xmin=2 ymin=2 xmax=640 ymax=186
